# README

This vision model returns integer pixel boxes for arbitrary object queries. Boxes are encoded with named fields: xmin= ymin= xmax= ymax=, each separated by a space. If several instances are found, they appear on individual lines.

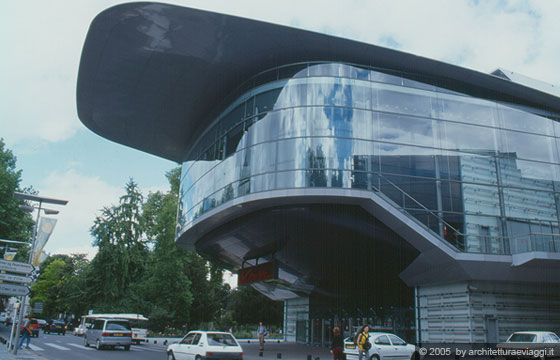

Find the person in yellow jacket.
xmin=357 ymin=325 xmax=370 ymax=360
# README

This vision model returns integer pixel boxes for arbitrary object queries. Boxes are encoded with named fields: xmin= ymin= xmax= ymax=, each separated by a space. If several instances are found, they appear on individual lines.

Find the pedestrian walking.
xmin=257 ymin=321 xmax=267 ymax=351
xmin=357 ymin=325 xmax=370 ymax=360
xmin=18 ymin=317 xmax=32 ymax=349
xmin=330 ymin=326 xmax=344 ymax=360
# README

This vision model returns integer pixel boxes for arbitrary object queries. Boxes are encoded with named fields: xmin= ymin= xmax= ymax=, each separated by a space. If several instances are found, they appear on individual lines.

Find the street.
xmin=0 ymin=324 xmax=331 ymax=360
xmin=0 ymin=324 xmax=167 ymax=360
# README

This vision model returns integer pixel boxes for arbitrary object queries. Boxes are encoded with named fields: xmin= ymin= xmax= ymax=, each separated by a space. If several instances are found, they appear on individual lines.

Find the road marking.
xmin=28 ymin=344 xmax=44 ymax=351
xmin=68 ymin=343 xmax=95 ymax=350
xmin=132 ymin=345 xmax=163 ymax=352
xmin=45 ymin=343 xmax=71 ymax=350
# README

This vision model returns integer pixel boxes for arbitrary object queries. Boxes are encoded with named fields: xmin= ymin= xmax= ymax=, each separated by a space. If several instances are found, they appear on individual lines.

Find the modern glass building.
xmin=78 ymin=2 xmax=560 ymax=345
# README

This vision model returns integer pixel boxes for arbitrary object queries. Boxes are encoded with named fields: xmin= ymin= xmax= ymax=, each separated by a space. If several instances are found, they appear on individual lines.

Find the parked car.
xmin=167 ymin=331 xmax=243 ymax=360
xmin=0 ymin=312 xmax=8 ymax=324
xmin=343 ymin=332 xmax=419 ymax=360
xmin=44 ymin=320 xmax=66 ymax=335
xmin=28 ymin=318 xmax=40 ymax=338
xmin=84 ymin=318 xmax=132 ymax=350
xmin=497 ymin=331 xmax=560 ymax=359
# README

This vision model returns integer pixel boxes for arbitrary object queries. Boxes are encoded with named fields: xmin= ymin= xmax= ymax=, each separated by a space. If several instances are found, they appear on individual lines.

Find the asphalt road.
xmin=0 ymin=325 xmax=168 ymax=360
xmin=0 ymin=324 xmax=331 ymax=360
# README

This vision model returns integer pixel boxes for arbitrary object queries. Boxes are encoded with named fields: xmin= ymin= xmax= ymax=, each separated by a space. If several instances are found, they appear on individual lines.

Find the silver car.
xmin=344 ymin=332 xmax=419 ymax=360
xmin=84 ymin=318 xmax=132 ymax=351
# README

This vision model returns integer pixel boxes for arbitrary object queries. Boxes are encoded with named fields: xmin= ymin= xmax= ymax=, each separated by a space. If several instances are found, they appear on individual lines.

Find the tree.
xmin=31 ymin=254 xmax=90 ymax=317
xmin=228 ymin=285 xmax=283 ymax=326
xmin=185 ymin=253 xmax=230 ymax=327
xmin=88 ymin=179 xmax=149 ymax=310
xmin=31 ymin=259 xmax=66 ymax=315
xmin=0 ymin=138 xmax=34 ymax=260
xmin=142 ymin=168 xmax=229 ymax=329
xmin=141 ymin=168 xmax=193 ymax=326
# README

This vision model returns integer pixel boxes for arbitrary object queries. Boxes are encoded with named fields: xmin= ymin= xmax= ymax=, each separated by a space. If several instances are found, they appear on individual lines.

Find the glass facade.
xmin=178 ymin=62 xmax=560 ymax=255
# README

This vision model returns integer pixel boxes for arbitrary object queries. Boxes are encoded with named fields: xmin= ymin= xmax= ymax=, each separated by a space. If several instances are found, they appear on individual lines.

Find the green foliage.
xmin=88 ymin=179 xmax=148 ymax=308
xmin=141 ymin=176 xmax=193 ymax=326
xmin=147 ymin=306 xmax=176 ymax=333
xmin=31 ymin=259 xmax=66 ymax=315
xmin=29 ymin=166 xmax=284 ymax=333
xmin=30 ymin=254 xmax=90 ymax=316
xmin=0 ymin=138 xmax=34 ymax=260
xmin=227 ymin=285 xmax=283 ymax=326
xmin=185 ymin=253 xmax=231 ymax=327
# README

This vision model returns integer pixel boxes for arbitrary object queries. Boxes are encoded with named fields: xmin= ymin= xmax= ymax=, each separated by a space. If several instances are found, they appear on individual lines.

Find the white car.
xmin=167 ymin=331 xmax=244 ymax=360
xmin=505 ymin=331 xmax=560 ymax=343
xmin=343 ymin=332 xmax=419 ymax=360
xmin=73 ymin=324 xmax=87 ymax=336
xmin=497 ymin=331 xmax=560 ymax=358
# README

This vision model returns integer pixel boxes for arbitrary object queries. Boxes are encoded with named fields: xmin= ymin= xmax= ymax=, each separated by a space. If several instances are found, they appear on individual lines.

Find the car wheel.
xmin=96 ymin=339 xmax=102 ymax=350
xmin=84 ymin=337 xmax=89 ymax=347
xmin=370 ymin=355 xmax=380 ymax=360
xmin=62 ymin=332 xmax=65 ymax=335
xmin=195 ymin=356 xmax=202 ymax=360
xmin=124 ymin=345 xmax=130 ymax=351
xmin=167 ymin=351 xmax=176 ymax=360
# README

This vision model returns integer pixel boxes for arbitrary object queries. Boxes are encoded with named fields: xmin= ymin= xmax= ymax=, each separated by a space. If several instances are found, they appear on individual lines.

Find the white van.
xmin=84 ymin=318 xmax=132 ymax=350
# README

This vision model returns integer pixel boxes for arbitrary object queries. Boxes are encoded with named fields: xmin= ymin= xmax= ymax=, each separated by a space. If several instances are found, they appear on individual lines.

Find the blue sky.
xmin=1 ymin=0 xmax=559 ymax=260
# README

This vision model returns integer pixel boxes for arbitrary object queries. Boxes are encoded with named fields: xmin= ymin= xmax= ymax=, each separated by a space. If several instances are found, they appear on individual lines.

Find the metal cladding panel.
xmin=77 ymin=2 xmax=560 ymax=163
xmin=417 ymin=281 xmax=560 ymax=343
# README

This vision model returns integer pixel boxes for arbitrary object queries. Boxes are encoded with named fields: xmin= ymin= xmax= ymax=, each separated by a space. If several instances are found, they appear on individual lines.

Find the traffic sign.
xmin=0 ymin=273 xmax=32 ymax=284
xmin=0 ymin=283 xmax=30 ymax=297
xmin=32 ymin=302 xmax=43 ymax=314
xmin=0 ymin=259 xmax=34 ymax=275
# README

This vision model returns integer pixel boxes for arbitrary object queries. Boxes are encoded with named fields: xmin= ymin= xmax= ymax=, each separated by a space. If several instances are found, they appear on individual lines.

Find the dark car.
xmin=44 ymin=320 xmax=66 ymax=335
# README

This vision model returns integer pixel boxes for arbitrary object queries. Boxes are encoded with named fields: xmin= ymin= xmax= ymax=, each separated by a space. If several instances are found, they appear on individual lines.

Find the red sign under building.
xmin=238 ymin=262 xmax=277 ymax=286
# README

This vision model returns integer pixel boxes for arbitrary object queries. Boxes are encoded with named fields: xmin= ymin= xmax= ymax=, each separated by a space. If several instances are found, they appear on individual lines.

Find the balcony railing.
xmin=371 ymin=173 xmax=560 ymax=256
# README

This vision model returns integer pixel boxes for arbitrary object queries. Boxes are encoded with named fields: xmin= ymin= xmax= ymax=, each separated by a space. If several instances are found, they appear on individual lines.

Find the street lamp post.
xmin=10 ymin=192 xmax=67 ymax=355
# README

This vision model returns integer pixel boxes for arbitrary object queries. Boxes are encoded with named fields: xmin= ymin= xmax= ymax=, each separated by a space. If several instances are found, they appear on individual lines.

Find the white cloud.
xmin=180 ymin=0 xmax=560 ymax=84
xmin=2 ymin=0 xmax=558 ymax=150
xmin=36 ymin=167 xmax=172 ymax=258
xmin=49 ymin=244 xmax=98 ymax=261
xmin=38 ymin=168 xmax=123 ymax=255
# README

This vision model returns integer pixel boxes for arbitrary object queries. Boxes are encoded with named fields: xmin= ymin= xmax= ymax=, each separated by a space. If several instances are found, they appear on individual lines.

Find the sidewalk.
xmin=0 ymin=343 xmax=42 ymax=360
xmin=0 ymin=325 xmax=41 ymax=360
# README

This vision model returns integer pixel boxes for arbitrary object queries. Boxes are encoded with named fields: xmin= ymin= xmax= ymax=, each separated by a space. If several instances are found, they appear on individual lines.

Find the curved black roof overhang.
xmin=77 ymin=2 xmax=560 ymax=163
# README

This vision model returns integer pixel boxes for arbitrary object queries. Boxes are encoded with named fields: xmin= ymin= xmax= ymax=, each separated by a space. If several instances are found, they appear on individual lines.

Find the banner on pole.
xmin=3 ymin=251 xmax=16 ymax=261
xmin=32 ymin=218 xmax=57 ymax=266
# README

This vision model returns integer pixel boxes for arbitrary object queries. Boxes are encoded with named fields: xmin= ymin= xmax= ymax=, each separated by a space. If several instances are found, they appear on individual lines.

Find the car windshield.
xmin=207 ymin=333 xmax=237 ymax=346
xmin=106 ymin=321 xmax=131 ymax=331
xmin=508 ymin=334 xmax=537 ymax=342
